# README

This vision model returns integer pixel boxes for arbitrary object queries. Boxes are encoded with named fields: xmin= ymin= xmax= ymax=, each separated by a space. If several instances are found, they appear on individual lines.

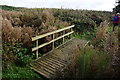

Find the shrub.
xmin=3 ymin=43 xmax=33 ymax=67
xmin=52 ymin=9 xmax=112 ymax=33
xmin=92 ymin=21 xmax=119 ymax=55
xmin=92 ymin=21 xmax=109 ymax=51
xmin=2 ymin=18 xmax=33 ymax=45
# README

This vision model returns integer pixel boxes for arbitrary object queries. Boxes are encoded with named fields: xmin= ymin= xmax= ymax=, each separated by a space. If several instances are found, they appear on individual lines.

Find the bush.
xmin=3 ymin=43 xmax=33 ymax=67
xmin=52 ymin=9 xmax=112 ymax=33
xmin=15 ymin=47 xmax=33 ymax=66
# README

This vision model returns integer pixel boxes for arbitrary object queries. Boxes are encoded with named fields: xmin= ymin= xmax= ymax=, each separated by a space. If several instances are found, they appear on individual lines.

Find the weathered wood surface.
xmin=30 ymin=39 xmax=89 ymax=78
xmin=32 ymin=31 xmax=74 ymax=52
xmin=32 ymin=25 xmax=74 ymax=41
xmin=32 ymin=25 xmax=74 ymax=59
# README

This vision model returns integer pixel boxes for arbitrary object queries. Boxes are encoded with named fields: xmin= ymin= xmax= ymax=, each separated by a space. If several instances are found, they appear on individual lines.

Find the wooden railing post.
xmin=52 ymin=34 xmax=55 ymax=50
xmin=70 ymin=27 xmax=73 ymax=39
xmin=36 ymin=40 xmax=38 ymax=59
xmin=63 ymin=30 xmax=65 ymax=44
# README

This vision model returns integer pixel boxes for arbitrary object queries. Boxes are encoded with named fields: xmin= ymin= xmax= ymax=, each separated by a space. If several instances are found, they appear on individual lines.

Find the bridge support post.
xmin=52 ymin=34 xmax=55 ymax=50
xmin=63 ymin=30 xmax=65 ymax=44
xmin=70 ymin=28 xmax=73 ymax=39
xmin=36 ymin=40 xmax=38 ymax=58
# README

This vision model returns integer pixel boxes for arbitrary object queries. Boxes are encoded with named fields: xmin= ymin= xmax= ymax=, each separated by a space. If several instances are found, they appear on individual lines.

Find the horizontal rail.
xmin=32 ymin=31 xmax=74 ymax=51
xmin=32 ymin=25 xmax=74 ymax=58
xmin=32 ymin=25 xmax=74 ymax=41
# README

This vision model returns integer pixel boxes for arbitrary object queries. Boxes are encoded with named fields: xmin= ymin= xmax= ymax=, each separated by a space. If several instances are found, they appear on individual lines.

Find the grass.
xmin=77 ymin=46 xmax=109 ymax=78
xmin=2 ymin=64 xmax=42 ymax=79
xmin=72 ymin=31 xmax=95 ymax=41
xmin=57 ymin=44 xmax=109 ymax=79
xmin=77 ymin=46 xmax=94 ymax=78
xmin=107 ymin=26 xmax=113 ymax=32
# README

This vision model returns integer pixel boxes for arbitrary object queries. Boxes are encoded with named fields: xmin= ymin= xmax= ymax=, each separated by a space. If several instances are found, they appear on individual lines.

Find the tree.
xmin=113 ymin=0 xmax=120 ymax=13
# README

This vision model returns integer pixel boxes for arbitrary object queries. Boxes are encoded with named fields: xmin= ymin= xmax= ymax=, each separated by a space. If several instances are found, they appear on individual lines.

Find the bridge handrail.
xmin=32 ymin=25 xmax=74 ymax=41
xmin=32 ymin=25 xmax=75 ymax=58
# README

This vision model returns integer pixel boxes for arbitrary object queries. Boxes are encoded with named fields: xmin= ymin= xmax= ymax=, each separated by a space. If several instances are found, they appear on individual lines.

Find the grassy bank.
xmin=3 ymin=64 xmax=41 ymax=79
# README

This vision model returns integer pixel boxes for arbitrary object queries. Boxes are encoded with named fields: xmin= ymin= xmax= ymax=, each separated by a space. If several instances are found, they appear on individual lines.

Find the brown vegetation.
xmin=2 ymin=9 xmax=71 ymax=71
xmin=56 ymin=21 xmax=120 ymax=79
xmin=2 ymin=9 xmax=70 ymax=45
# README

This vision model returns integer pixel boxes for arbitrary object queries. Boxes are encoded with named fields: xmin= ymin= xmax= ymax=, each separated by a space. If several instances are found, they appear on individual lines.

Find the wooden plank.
xmin=36 ymin=58 xmax=67 ymax=68
xmin=36 ymin=55 xmax=67 ymax=66
xmin=31 ymin=66 xmax=50 ymax=78
xmin=44 ymin=54 xmax=67 ymax=63
xmin=32 ymin=62 xmax=55 ymax=75
xmin=52 ymin=38 xmax=73 ymax=53
xmin=32 ymin=31 xmax=74 ymax=51
xmin=49 ymin=55 xmax=67 ymax=64
xmin=47 ymin=57 xmax=66 ymax=65
xmin=40 ymin=60 xmax=58 ymax=69
xmin=35 ymin=62 xmax=55 ymax=74
xmin=32 ymin=25 xmax=74 ymax=41
xmin=43 ymin=57 xmax=64 ymax=66
xmin=31 ymin=66 xmax=52 ymax=78
xmin=38 ymin=61 xmax=56 ymax=70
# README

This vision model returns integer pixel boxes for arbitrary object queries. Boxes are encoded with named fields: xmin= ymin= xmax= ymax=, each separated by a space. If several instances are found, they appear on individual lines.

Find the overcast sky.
xmin=0 ymin=0 xmax=116 ymax=11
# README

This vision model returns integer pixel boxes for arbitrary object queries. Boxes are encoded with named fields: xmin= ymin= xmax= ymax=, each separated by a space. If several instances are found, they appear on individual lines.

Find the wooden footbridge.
xmin=30 ymin=25 xmax=89 ymax=78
